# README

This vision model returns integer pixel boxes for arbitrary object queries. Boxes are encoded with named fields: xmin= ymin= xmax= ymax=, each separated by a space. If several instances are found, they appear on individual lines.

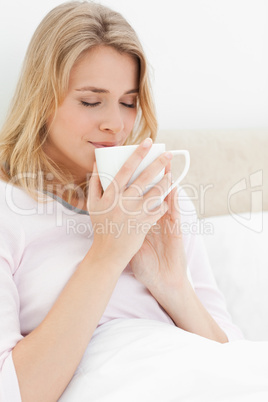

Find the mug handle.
xmin=159 ymin=150 xmax=190 ymax=204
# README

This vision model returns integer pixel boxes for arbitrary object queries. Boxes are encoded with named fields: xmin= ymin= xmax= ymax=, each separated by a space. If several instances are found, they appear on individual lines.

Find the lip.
xmin=89 ymin=141 xmax=120 ymax=148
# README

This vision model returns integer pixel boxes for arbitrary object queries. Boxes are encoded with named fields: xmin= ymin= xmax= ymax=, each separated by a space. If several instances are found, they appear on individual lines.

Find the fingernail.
xmin=164 ymin=152 xmax=173 ymax=160
xmin=142 ymin=137 xmax=153 ymax=148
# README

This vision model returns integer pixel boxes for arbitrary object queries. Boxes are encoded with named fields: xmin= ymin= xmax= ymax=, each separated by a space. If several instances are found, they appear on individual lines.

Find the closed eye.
xmin=81 ymin=101 xmax=100 ymax=107
xmin=121 ymin=103 xmax=136 ymax=109
xmin=81 ymin=101 xmax=136 ymax=108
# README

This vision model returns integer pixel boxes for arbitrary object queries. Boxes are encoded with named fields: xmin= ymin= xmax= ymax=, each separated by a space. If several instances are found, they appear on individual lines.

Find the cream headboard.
xmin=156 ymin=129 xmax=268 ymax=218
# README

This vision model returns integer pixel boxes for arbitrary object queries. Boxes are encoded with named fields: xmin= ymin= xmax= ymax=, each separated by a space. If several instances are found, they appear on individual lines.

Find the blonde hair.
xmin=0 ymin=1 xmax=157 ymax=198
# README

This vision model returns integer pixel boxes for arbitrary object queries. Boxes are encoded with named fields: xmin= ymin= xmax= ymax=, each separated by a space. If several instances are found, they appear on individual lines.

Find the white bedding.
xmin=60 ymin=318 xmax=268 ymax=402
xmin=203 ymin=212 xmax=268 ymax=341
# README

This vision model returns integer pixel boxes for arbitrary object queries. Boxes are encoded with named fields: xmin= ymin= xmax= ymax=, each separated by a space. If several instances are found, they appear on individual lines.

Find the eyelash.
xmin=81 ymin=101 xmax=136 ymax=109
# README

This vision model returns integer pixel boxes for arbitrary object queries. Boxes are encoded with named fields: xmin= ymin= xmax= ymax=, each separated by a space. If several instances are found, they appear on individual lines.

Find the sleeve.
xmin=0 ymin=211 xmax=24 ymax=402
xmin=178 ymin=187 xmax=244 ymax=341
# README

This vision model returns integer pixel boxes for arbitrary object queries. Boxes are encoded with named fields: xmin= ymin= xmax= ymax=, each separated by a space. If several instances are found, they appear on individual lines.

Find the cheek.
xmin=125 ymin=110 xmax=137 ymax=132
xmin=48 ymin=107 xmax=73 ymax=138
xmin=51 ymin=107 xmax=95 ymax=139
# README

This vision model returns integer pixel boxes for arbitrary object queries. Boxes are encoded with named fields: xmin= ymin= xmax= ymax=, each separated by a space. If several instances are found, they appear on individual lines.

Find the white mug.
xmin=95 ymin=143 xmax=190 ymax=204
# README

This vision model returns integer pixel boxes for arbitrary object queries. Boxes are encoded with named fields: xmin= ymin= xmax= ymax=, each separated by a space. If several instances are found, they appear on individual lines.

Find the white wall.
xmin=0 ymin=0 xmax=267 ymax=130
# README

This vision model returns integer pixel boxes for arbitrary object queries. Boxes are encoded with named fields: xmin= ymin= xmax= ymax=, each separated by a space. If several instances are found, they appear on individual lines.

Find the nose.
xmin=99 ymin=104 xmax=124 ymax=134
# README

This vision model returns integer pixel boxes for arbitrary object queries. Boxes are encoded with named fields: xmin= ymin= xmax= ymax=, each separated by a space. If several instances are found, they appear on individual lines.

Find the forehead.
xmin=69 ymin=46 xmax=139 ymax=92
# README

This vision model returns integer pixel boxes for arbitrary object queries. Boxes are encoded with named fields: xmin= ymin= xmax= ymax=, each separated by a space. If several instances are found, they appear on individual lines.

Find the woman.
xmin=0 ymin=2 xmax=243 ymax=401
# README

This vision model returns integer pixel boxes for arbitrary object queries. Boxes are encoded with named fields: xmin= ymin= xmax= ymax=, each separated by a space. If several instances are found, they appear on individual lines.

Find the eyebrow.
xmin=75 ymin=86 xmax=139 ymax=95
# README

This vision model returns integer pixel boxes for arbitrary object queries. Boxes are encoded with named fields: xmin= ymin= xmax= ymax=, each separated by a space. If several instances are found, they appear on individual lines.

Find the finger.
xmin=144 ymin=200 xmax=169 ymax=226
xmin=166 ymin=185 xmax=180 ymax=221
xmin=141 ymin=171 xmax=172 ymax=211
xmin=110 ymin=137 xmax=153 ymax=191
xmin=165 ymin=160 xmax=171 ymax=175
xmin=88 ymin=162 xmax=102 ymax=204
xmin=127 ymin=151 xmax=173 ymax=197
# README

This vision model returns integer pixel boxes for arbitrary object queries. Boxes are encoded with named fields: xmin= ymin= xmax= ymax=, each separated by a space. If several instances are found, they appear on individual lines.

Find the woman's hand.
xmin=130 ymin=180 xmax=229 ymax=343
xmin=87 ymin=138 xmax=173 ymax=270
xmin=129 ymin=172 xmax=188 ymax=296
xmin=87 ymin=141 xmax=228 ymax=343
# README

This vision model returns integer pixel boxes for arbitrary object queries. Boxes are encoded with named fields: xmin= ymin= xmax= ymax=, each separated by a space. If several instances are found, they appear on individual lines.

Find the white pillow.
xmin=203 ymin=212 xmax=268 ymax=341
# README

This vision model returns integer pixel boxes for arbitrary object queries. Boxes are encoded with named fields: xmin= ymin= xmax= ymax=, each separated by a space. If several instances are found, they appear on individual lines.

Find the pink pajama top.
xmin=0 ymin=179 xmax=243 ymax=401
